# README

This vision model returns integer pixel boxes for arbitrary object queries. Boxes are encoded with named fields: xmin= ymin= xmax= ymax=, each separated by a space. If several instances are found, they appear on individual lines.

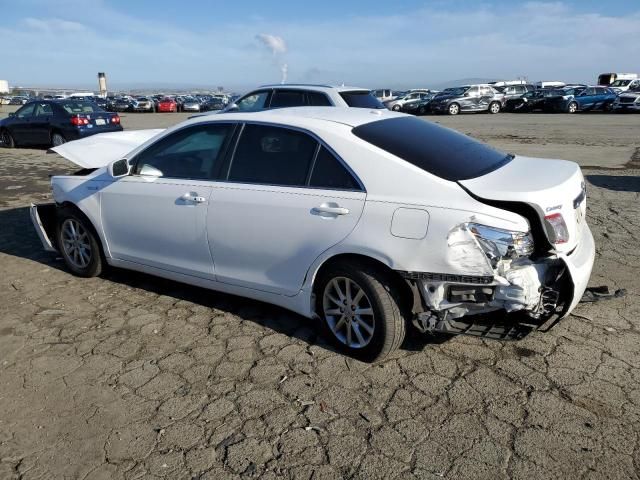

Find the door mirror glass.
xmin=110 ymin=158 xmax=130 ymax=178
xmin=8 ymin=112 xmax=14 ymax=117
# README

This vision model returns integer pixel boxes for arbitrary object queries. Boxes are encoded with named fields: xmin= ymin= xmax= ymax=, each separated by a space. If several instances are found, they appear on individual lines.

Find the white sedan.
xmin=32 ymin=108 xmax=595 ymax=362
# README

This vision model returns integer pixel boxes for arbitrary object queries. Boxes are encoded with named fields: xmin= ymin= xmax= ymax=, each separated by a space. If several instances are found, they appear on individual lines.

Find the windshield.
xmin=611 ymin=79 xmax=632 ymax=87
xmin=339 ymin=91 xmax=385 ymax=109
xmin=352 ymin=117 xmax=512 ymax=182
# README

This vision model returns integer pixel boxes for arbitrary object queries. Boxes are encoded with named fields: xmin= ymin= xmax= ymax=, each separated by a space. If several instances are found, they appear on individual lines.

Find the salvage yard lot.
xmin=0 ymin=110 xmax=639 ymax=479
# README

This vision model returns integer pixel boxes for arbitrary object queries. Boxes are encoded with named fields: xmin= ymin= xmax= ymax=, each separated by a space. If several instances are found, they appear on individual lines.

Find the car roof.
xmin=186 ymin=106 xmax=404 ymax=129
xmin=257 ymin=84 xmax=370 ymax=93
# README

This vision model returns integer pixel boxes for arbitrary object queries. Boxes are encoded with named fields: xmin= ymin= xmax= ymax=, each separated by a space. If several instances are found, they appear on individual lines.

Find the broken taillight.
xmin=544 ymin=213 xmax=569 ymax=244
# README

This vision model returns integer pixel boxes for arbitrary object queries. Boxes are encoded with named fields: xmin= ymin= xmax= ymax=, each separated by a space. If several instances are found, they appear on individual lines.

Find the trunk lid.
xmin=459 ymin=155 xmax=587 ymax=253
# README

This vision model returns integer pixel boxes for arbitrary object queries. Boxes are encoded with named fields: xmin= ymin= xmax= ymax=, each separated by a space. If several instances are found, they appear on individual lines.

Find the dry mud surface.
xmin=0 ymin=110 xmax=639 ymax=479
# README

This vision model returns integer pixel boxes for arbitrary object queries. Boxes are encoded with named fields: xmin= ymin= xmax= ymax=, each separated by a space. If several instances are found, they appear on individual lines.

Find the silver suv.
xmin=224 ymin=84 xmax=384 ymax=112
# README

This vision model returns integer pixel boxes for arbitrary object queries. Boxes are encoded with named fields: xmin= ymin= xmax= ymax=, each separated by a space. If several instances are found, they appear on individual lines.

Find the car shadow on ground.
xmin=0 ymin=206 xmax=449 ymax=358
xmin=586 ymin=174 xmax=640 ymax=193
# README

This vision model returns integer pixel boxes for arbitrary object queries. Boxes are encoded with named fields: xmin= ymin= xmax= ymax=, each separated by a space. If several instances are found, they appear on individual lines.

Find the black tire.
xmin=447 ymin=103 xmax=460 ymax=115
xmin=51 ymin=131 xmax=66 ymax=147
xmin=488 ymin=101 xmax=501 ymax=114
xmin=55 ymin=207 xmax=103 ymax=277
xmin=315 ymin=260 xmax=406 ymax=362
xmin=418 ymin=106 xmax=426 ymax=115
xmin=392 ymin=104 xmax=401 ymax=111
xmin=1 ymin=129 xmax=15 ymax=148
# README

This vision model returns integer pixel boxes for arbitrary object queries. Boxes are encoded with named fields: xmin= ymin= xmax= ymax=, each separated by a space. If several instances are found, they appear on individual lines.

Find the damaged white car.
xmin=31 ymin=108 xmax=594 ymax=361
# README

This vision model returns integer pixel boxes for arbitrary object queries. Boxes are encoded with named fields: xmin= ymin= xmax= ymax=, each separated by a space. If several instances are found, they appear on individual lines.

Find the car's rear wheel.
xmin=567 ymin=102 xmax=578 ymax=113
xmin=1 ymin=129 xmax=15 ymax=148
xmin=392 ymin=104 xmax=401 ymax=111
xmin=51 ymin=132 xmax=66 ymax=147
xmin=418 ymin=106 xmax=426 ymax=115
xmin=56 ymin=207 xmax=103 ymax=277
xmin=316 ymin=260 xmax=406 ymax=362
xmin=489 ymin=101 xmax=501 ymax=114
xmin=448 ymin=103 xmax=460 ymax=115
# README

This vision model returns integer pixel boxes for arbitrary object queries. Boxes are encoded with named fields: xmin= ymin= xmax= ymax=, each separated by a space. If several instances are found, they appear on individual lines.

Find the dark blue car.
xmin=546 ymin=86 xmax=617 ymax=113
xmin=0 ymin=100 xmax=123 ymax=148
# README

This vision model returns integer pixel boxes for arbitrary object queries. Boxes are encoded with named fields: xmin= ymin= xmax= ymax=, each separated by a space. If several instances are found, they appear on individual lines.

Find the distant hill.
xmin=429 ymin=77 xmax=499 ymax=90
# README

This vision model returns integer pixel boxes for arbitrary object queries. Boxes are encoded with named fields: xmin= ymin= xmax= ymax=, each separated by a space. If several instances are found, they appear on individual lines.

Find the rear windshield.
xmin=59 ymin=102 xmax=105 ymax=114
xmin=339 ymin=91 xmax=384 ymax=109
xmin=352 ymin=116 xmax=512 ymax=181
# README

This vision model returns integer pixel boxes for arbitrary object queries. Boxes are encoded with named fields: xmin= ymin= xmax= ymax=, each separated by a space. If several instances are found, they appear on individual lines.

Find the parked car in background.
xmin=0 ymin=100 xmax=122 ymax=148
xmin=402 ymin=93 xmax=437 ymax=115
xmin=93 ymin=97 xmax=108 ymax=110
xmin=494 ymin=84 xmax=536 ymax=101
xmin=112 ymin=98 xmax=133 ymax=113
xmin=202 ymin=97 xmax=226 ymax=111
xmin=371 ymin=89 xmax=399 ymax=102
xmin=546 ymin=86 xmax=616 ymax=113
xmin=9 ymin=96 xmax=29 ymax=105
xmin=430 ymin=85 xmax=505 ymax=115
xmin=132 ymin=97 xmax=156 ymax=113
xmin=609 ymin=78 xmax=640 ymax=93
xmin=504 ymin=89 xmax=557 ymax=112
xmin=384 ymin=90 xmax=432 ymax=112
xmin=597 ymin=73 xmax=637 ymax=87
xmin=33 ymin=108 xmax=594 ymax=362
xmin=540 ymin=86 xmax=587 ymax=113
xmin=612 ymin=84 xmax=640 ymax=112
xmin=157 ymin=97 xmax=179 ymax=113
xmin=181 ymin=97 xmax=202 ymax=112
xmin=224 ymin=84 xmax=384 ymax=112
xmin=535 ymin=81 xmax=566 ymax=89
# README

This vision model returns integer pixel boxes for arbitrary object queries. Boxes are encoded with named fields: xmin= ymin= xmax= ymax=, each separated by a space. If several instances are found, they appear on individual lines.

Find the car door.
xmin=208 ymin=123 xmax=366 ymax=296
xmin=31 ymin=102 xmax=55 ymax=144
xmin=478 ymin=86 xmax=494 ymax=110
xmin=461 ymin=86 xmax=480 ymax=111
xmin=577 ymin=87 xmax=597 ymax=109
xmin=99 ymin=123 xmax=235 ymax=279
xmin=8 ymin=103 xmax=36 ymax=144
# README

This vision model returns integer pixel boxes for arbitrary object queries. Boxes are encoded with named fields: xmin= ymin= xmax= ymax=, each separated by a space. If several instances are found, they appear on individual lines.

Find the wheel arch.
xmin=308 ymin=252 xmax=413 ymax=317
xmin=57 ymin=201 xmax=108 ymax=260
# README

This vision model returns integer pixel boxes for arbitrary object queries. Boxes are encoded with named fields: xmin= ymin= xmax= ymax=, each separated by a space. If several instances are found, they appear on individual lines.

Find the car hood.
xmin=459 ymin=155 xmax=586 ymax=253
xmin=50 ymin=129 xmax=164 ymax=168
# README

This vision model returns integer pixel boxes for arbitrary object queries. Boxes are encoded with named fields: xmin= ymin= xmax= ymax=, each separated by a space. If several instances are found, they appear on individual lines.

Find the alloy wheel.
xmin=448 ymin=104 xmax=459 ymax=115
xmin=322 ymin=277 xmax=375 ymax=348
xmin=61 ymin=219 xmax=92 ymax=269
xmin=568 ymin=102 xmax=578 ymax=113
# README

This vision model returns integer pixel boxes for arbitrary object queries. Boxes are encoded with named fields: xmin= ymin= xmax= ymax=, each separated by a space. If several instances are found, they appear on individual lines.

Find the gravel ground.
xmin=0 ymin=110 xmax=639 ymax=479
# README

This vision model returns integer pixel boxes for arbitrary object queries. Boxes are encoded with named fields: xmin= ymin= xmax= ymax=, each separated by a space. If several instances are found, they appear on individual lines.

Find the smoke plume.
xmin=256 ymin=33 xmax=288 ymax=84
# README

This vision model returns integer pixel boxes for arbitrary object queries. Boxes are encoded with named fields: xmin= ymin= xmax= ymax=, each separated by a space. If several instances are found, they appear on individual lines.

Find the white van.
xmin=597 ymin=73 xmax=637 ymax=86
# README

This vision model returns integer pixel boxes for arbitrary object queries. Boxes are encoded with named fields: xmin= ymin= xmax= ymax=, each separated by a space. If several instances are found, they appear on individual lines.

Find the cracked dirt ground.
xmin=0 ymin=113 xmax=639 ymax=479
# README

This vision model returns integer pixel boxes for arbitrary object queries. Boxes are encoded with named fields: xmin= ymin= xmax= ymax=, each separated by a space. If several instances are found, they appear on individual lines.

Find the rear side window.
xmin=236 ymin=90 xmax=270 ymax=111
xmin=352 ymin=117 xmax=512 ymax=182
xmin=339 ymin=91 xmax=384 ymax=109
xmin=59 ymin=102 xmax=104 ymax=114
xmin=270 ymin=90 xmax=306 ymax=108
xmin=309 ymin=146 xmax=360 ymax=190
xmin=228 ymin=125 xmax=317 ymax=186
xmin=134 ymin=124 xmax=232 ymax=180
xmin=307 ymin=92 xmax=332 ymax=106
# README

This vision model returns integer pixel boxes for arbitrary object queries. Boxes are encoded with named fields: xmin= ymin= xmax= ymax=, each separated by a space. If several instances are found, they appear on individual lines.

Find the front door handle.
xmin=181 ymin=192 xmax=206 ymax=204
xmin=312 ymin=205 xmax=349 ymax=216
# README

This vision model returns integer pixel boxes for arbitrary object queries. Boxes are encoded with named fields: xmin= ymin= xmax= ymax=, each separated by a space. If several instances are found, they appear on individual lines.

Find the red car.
xmin=157 ymin=97 xmax=178 ymax=113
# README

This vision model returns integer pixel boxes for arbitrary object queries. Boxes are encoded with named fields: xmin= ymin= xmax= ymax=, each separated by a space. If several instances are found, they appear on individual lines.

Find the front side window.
xmin=309 ymin=146 xmax=360 ymax=190
xmin=228 ymin=124 xmax=317 ymax=186
xmin=236 ymin=90 xmax=270 ymax=111
xmin=270 ymin=90 xmax=306 ymax=108
xmin=133 ymin=124 xmax=232 ymax=180
xmin=16 ymin=103 xmax=36 ymax=118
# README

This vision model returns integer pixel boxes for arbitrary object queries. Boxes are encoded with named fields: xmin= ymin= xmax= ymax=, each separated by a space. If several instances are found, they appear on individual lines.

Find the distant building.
xmin=0 ymin=80 xmax=9 ymax=94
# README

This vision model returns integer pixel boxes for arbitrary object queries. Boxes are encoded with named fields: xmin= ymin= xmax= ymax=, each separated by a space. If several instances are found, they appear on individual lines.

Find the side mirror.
xmin=225 ymin=103 xmax=239 ymax=112
xmin=109 ymin=158 xmax=130 ymax=178
xmin=8 ymin=112 xmax=15 ymax=117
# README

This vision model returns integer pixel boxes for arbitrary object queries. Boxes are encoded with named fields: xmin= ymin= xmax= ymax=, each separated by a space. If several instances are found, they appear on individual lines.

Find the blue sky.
xmin=1 ymin=0 xmax=639 ymax=91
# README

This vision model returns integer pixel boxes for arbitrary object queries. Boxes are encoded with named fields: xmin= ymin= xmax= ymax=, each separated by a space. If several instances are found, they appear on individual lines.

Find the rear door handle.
xmin=181 ymin=192 xmax=206 ymax=204
xmin=312 ymin=206 xmax=349 ymax=216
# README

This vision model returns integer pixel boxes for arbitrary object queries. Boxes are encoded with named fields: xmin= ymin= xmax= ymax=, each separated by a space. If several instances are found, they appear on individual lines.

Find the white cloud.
xmin=22 ymin=17 xmax=87 ymax=33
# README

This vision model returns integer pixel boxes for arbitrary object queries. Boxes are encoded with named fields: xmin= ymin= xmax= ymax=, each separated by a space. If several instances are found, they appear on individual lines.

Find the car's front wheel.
xmin=392 ymin=104 xmax=401 ymax=111
xmin=56 ymin=207 xmax=103 ymax=277
xmin=316 ymin=260 xmax=406 ymax=362
xmin=448 ymin=103 xmax=460 ymax=115
xmin=489 ymin=101 xmax=501 ymax=114
xmin=567 ymin=101 xmax=578 ymax=113
xmin=0 ymin=129 xmax=15 ymax=148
